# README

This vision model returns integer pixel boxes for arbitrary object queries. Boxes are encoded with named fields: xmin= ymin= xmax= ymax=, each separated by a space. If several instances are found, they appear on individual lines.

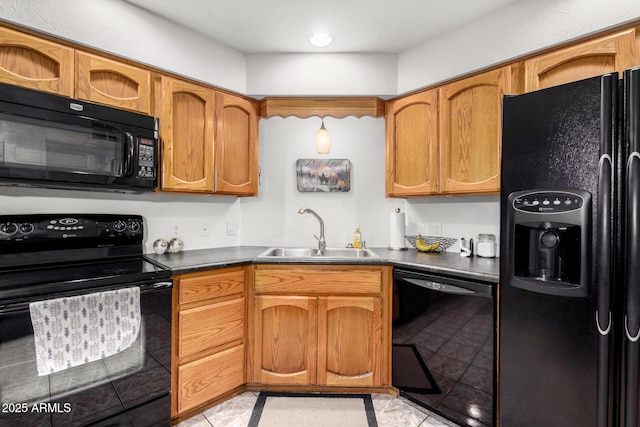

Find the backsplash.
xmin=405 ymin=195 xmax=500 ymax=255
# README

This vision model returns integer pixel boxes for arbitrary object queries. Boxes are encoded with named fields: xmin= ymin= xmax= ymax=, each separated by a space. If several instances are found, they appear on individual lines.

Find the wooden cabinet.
xmin=156 ymin=77 xmax=259 ymax=195
xmin=386 ymin=66 xmax=510 ymax=197
xmin=173 ymin=267 xmax=246 ymax=418
xmin=0 ymin=26 xmax=73 ymax=96
xmin=215 ymin=93 xmax=259 ymax=195
xmin=439 ymin=66 xmax=510 ymax=194
xmin=249 ymin=265 xmax=391 ymax=389
xmin=385 ymin=89 xmax=439 ymax=196
xmin=525 ymin=29 xmax=638 ymax=92
xmin=157 ymin=76 xmax=216 ymax=193
xmin=0 ymin=27 xmax=152 ymax=112
xmin=252 ymin=295 xmax=317 ymax=385
xmin=317 ymin=296 xmax=383 ymax=387
xmin=75 ymin=51 xmax=151 ymax=114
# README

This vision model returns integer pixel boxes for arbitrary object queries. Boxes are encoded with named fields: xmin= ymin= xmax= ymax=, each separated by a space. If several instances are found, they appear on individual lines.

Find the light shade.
xmin=315 ymin=119 xmax=331 ymax=154
xmin=309 ymin=32 xmax=333 ymax=47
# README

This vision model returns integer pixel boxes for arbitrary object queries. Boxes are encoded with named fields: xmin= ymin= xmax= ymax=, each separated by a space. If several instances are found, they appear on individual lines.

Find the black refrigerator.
xmin=499 ymin=66 xmax=640 ymax=427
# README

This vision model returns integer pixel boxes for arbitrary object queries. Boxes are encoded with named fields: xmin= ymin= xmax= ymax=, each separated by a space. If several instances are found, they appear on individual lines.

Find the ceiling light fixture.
xmin=309 ymin=32 xmax=333 ymax=47
xmin=315 ymin=118 xmax=331 ymax=154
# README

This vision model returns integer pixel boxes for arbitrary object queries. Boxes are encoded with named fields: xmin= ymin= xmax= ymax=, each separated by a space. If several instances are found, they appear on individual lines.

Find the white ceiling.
xmin=124 ymin=0 xmax=523 ymax=54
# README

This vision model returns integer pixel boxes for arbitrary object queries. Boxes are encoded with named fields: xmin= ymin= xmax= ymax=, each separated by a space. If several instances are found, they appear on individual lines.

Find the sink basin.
xmin=258 ymin=247 xmax=379 ymax=259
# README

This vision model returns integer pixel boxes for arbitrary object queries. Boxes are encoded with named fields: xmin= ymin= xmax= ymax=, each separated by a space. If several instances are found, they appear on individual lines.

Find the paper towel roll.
xmin=389 ymin=210 xmax=407 ymax=250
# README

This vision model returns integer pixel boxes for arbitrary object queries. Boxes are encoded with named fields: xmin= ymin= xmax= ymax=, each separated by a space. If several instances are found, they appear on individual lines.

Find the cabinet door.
xmin=525 ymin=29 xmax=638 ymax=92
xmin=253 ymin=295 xmax=317 ymax=385
xmin=158 ymin=77 xmax=215 ymax=192
xmin=439 ymin=67 xmax=509 ymax=194
xmin=0 ymin=26 xmax=73 ymax=96
xmin=385 ymin=89 xmax=439 ymax=196
xmin=75 ymin=51 xmax=151 ymax=114
xmin=317 ymin=296 xmax=383 ymax=387
xmin=215 ymin=93 xmax=259 ymax=195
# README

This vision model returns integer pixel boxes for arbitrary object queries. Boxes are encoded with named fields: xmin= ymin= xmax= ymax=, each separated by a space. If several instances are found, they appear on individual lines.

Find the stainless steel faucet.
xmin=298 ymin=207 xmax=326 ymax=253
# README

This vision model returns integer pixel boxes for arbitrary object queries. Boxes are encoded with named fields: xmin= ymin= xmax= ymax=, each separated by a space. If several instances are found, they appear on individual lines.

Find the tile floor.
xmin=176 ymin=392 xmax=462 ymax=427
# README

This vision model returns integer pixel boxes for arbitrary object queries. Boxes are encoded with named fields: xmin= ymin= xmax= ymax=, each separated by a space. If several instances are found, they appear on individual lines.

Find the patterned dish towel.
xmin=29 ymin=287 xmax=141 ymax=376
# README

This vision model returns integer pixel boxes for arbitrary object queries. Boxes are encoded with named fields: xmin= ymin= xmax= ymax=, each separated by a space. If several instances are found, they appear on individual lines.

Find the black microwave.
xmin=0 ymin=82 xmax=159 ymax=193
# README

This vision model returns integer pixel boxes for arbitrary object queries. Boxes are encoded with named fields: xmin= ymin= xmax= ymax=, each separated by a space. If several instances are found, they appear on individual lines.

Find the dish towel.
xmin=29 ymin=286 xmax=141 ymax=376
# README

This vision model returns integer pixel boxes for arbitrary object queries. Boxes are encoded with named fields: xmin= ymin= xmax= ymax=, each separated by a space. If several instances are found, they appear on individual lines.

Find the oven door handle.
xmin=402 ymin=278 xmax=477 ymax=295
xmin=140 ymin=281 xmax=173 ymax=292
xmin=0 ymin=281 xmax=173 ymax=315
xmin=0 ymin=301 xmax=30 ymax=315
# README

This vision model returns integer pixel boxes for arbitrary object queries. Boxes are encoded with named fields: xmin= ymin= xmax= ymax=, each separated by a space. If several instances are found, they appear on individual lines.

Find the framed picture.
xmin=296 ymin=159 xmax=351 ymax=192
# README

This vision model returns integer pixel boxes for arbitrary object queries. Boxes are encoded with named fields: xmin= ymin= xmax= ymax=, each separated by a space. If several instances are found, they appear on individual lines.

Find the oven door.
xmin=392 ymin=269 xmax=495 ymax=427
xmin=0 ymin=280 xmax=172 ymax=427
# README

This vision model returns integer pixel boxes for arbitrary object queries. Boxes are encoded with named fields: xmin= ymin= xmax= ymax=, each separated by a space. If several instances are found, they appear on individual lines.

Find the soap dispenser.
xmin=353 ymin=225 xmax=362 ymax=249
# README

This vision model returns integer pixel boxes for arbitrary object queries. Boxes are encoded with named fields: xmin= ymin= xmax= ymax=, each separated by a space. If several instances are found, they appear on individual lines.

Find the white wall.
xmin=0 ymin=188 xmax=241 ymax=253
xmin=0 ymin=0 xmax=247 ymax=93
xmin=241 ymin=117 xmax=400 ymax=248
xmin=246 ymin=53 xmax=397 ymax=97
xmin=397 ymin=0 xmax=640 ymax=93
xmin=405 ymin=196 xmax=501 ymax=253
xmin=240 ymin=118 xmax=501 ymax=252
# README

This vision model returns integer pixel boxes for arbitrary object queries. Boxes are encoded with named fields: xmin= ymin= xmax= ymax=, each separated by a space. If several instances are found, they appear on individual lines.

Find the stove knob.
xmin=127 ymin=220 xmax=141 ymax=232
xmin=0 ymin=222 xmax=18 ymax=235
xmin=113 ymin=220 xmax=127 ymax=232
xmin=19 ymin=223 xmax=34 ymax=234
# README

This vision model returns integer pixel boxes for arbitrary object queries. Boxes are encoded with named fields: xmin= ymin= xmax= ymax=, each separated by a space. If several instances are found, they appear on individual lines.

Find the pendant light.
xmin=315 ymin=118 xmax=331 ymax=154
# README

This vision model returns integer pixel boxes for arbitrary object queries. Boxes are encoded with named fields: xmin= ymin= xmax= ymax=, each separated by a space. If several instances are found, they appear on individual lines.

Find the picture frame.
xmin=295 ymin=159 xmax=351 ymax=192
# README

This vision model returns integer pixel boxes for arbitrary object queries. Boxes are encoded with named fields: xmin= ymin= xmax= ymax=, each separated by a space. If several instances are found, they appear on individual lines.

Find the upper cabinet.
xmin=385 ymin=89 xmax=439 ymax=196
xmin=156 ymin=77 xmax=259 ymax=195
xmin=439 ymin=66 xmax=510 ymax=195
xmin=525 ymin=29 xmax=638 ymax=92
xmin=0 ymin=26 xmax=73 ymax=96
xmin=386 ymin=66 xmax=511 ymax=197
xmin=75 ymin=51 xmax=151 ymax=114
xmin=157 ymin=76 xmax=216 ymax=193
xmin=215 ymin=93 xmax=259 ymax=195
xmin=0 ymin=28 xmax=152 ymax=113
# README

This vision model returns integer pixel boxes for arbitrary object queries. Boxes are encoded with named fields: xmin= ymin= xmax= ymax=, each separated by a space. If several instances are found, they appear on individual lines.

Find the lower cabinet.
xmin=172 ymin=267 xmax=247 ymax=418
xmin=317 ymin=296 xmax=383 ymax=387
xmin=249 ymin=265 xmax=392 ymax=389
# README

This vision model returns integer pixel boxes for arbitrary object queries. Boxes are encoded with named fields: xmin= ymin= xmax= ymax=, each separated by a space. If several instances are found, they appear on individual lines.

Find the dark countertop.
xmin=145 ymin=246 xmax=499 ymax=283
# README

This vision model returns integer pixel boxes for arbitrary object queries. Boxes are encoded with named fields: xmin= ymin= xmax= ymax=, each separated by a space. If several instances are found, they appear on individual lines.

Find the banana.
xmin=415 ymin=235 xmax=441 ymax=252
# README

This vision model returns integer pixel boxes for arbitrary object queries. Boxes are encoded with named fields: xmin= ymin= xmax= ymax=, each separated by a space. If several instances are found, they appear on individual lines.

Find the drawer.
xmin=179 ymin=268 xmax=245 ymax=304
xmin=179 ymin=297 xmax=244 ymax=358
xmin=178 ymin=344 xmax=245 ymax=413
xmin=254 ymin=267 xmax=382 ymax=295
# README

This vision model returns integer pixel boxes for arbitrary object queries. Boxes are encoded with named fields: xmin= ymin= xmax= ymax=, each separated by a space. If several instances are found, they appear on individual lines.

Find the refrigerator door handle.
xmin=596 ymin=310 xmax=612 ymax=335
xmin=625 ymin=315 xmax=640 ymax=342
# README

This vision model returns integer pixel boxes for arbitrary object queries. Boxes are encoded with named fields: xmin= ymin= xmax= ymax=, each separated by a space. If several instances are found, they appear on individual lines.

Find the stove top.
xmin=0 ymin=214 xmax=171 ymax=302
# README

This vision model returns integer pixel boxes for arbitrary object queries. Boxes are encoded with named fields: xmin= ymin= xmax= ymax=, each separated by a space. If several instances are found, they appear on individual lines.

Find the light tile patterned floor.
xmin=176 ymin=392 xmax=461 ymax=427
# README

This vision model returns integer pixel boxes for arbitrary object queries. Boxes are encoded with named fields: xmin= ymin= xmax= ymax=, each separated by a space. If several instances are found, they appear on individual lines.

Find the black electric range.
xmin=0 ymin=214 xmax=172 ymax=427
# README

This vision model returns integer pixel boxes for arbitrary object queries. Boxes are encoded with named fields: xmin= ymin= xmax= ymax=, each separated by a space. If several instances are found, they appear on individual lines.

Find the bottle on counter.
xmin=353 ymin=225 xmax=362 ymax=249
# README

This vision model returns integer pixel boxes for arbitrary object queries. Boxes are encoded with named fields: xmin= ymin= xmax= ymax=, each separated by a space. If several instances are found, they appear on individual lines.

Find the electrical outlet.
xmin=171 ymin=223 xmax=182 ymax=238
xmin=227 ymin=218 xmax=237 ymax=235
xmin=425 ymin=223 xmax=442 ymax=236
xmin=199 ymin=223 xmax=210 ymax=237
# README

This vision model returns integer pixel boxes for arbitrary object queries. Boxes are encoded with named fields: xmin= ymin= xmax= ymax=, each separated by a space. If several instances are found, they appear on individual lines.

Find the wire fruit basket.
xmin=405 ymin=235 xmax=457 ymax=253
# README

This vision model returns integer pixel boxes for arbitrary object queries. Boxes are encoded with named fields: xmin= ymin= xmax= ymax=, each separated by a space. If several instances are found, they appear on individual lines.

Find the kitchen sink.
xmin=258 ymin=247 xmax=380 ymax=259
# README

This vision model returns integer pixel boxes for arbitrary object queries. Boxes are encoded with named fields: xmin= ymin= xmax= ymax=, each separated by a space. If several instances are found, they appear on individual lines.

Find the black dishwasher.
xmin=392 ymin=269 xmax=495 ymax=427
